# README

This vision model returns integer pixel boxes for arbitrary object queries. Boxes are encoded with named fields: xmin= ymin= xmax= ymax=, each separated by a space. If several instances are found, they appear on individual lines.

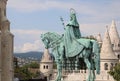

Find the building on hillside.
xmin=40 ymin=20 xmax=120 ymax=81
xmin=0 ymin=0 xmax=14 ymax=81
xmin=14 ymin=57 xmax=18 ymax=68
xmin=15 ymin=56 xmax=39 ymax=67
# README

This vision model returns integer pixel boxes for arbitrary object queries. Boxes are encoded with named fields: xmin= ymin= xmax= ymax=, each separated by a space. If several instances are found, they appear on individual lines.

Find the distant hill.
xmin=14 ymin=51 xmax=43 ymax=61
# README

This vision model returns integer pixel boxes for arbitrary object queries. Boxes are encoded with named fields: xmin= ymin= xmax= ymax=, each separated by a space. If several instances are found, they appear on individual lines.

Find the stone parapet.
xmin=50 ymin=70 xmax=115 ymax=81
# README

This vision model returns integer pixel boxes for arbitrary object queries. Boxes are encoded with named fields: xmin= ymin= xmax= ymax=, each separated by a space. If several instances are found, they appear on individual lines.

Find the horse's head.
xmin=41 ymin=34 xmax=50 ymax=49
xmin=41 ymin=32 xmax=62 ymax=49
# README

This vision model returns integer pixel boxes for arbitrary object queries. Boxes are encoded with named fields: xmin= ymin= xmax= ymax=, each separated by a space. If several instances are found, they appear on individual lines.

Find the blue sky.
xmin=7 ymin=0 xmax=120 ymax=53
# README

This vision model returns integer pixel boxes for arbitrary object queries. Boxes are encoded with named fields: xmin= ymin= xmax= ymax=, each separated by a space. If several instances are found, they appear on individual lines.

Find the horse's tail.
xmin=91 ymin=40 xmax=100 ymax=74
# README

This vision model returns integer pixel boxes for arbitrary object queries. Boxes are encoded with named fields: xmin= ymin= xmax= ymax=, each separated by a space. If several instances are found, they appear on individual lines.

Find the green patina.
xmin=41 ymin=9 xmax=100 ymax=81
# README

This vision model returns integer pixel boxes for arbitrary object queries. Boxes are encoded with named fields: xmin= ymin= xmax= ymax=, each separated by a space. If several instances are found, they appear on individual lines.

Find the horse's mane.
xmin=44 ymin=32 xmax=62 ymax=41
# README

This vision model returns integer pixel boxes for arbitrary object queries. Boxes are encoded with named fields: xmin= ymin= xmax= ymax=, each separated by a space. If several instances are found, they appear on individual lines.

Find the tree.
xmin=14 ymin=64 xmax=33 ymax=80
xmin=29 ymin=62 xmax=39 ymax=68
xmin=108 ymin=63 xmax=120 ymax=81
xmin=14 ymin=62 xmax=40 ymax=80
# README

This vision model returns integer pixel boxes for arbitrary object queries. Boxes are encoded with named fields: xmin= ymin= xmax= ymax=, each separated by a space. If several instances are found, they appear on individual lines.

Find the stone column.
xmin=1 ymin=20 xmax=14 ymax=81
xmin=0 ymin=32 xmax=2 ymax=81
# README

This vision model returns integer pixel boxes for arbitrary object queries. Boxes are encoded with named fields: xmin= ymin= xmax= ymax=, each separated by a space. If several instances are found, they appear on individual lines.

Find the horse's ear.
xmin=41 ymin=34 xmax=43 ymax=38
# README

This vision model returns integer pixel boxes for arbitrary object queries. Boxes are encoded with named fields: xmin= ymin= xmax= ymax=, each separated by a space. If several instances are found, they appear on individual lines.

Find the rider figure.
xmin=64 ymin=8 xmax=82 ymax=57
xmin=66 ymin=8 xmax=81 ymax=38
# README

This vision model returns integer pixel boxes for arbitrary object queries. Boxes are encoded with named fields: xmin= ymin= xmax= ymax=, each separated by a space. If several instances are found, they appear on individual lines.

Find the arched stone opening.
xmin=104 ymin=63 xmax=108 ymax=70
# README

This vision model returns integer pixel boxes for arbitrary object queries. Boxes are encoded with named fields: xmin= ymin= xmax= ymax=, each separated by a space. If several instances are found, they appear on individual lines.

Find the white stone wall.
xmin=50 ymin=70 xmax=115 ymax=81
xmin=100 ymin=59 xmax=118 ymax=71
xmin=40 ymin=62 xmax=53 ymax=76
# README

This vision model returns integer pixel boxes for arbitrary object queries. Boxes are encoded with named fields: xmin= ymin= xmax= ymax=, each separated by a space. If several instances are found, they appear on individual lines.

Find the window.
xmin=43 ymin=65 xmax=45 ymax=69
xmin=112 ymin=44 xmax=114 ymax=47
xmin=46 ymin=65 xmax=48 ymax=69
xmin=104 ymin=63 xmax=108 ymax=70
xmin=110 ymin=63 xmax=113 ymax=70
xmin=118 ymin=44 xmax=120 ymax=47
xmin=115 ymin=63 xmax=117 ymax=66
xmin=118 ymin=55 xmax=120 ymax=59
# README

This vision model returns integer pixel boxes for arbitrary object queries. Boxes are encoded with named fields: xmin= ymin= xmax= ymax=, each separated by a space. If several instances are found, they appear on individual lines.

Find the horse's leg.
xmin=55 ymin=61 xmax=59 ymax=81
xmin=55 ymin=59 xmax=62 ymax=81
xmin=91 ymin=59 xmax=95 ymax=81
xmin=55 ymin=44 xmax=64 ymax=81
xmin=75 ymin=56 xmax=79 ymax=70
xmin=91 ymin=68 xmax=95 ymax=81
xmin=84 ymin=58 xmax=91 ymax=81
xmin=58 ymin=63 xmax=62 ymax=81
xmin=67 ymin=59 xmax=71 ymax=70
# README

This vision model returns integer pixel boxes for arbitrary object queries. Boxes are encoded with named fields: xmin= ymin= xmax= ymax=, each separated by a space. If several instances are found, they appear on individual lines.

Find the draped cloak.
xmin=64 ymin=23 xmax=84 ymax=57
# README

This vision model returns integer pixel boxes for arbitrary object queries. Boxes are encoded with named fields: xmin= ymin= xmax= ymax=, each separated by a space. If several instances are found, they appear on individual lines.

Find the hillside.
xmin=14 ymin=51 xmax=43 ymax=61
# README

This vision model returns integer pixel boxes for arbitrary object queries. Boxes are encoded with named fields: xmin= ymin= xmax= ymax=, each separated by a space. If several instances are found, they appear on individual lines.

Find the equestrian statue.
xmin=41 ymin=8 xmax=100 ymax=81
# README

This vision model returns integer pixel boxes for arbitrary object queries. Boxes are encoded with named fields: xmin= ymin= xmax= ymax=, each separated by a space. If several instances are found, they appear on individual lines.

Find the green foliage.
xmin=108 ymin=63 xmax=120 ymax=81
xmin=33 ymin=71 xmax=40 ymax=78
xmin=28 ymin=62 xmax=39 ymax=68
xmin=14 ymin=66 xmax=33 ymax=80
xmin=14 ymin=62 xmax=40 ymax=80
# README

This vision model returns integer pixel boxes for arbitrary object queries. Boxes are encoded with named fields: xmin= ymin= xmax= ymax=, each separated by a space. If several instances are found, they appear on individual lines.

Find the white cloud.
xmin=11 ymin=29 xmax=48 ymax=40
xmin=80 ymin=21 xmax=120 ymax=36
xmin=7 ymin=0 xmax=120 ymax=23
xmin=7 ymin=0 xmax=97 ymax=14
xmin=80 ymin=23 xmax=105 ymax=36
xmin=7 ymin=0 xmax=74 ymax=12
xmin=21 ymin=40 xmax=43 ymax=52
xmin=12 ymin=29 xmax=47 ymax=53
xmin=12 ymin=29 xmax=64 ymax=53
xmin=14 ymin=40 xmax=45 ymax=53
xmin=12 ymin=29 xmax=45 ymax=35
xmin=7 ymin=0 xmax=120 ymax=14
